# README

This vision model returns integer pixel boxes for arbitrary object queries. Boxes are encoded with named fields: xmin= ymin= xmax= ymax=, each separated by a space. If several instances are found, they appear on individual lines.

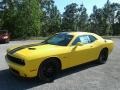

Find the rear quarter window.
xmin=89 ymin=35 xmax=97 ymax=42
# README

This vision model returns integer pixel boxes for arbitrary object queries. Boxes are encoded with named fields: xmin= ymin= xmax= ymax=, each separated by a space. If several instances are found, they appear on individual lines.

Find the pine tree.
xmin=14 ymin=0 xmax=42 ymax=38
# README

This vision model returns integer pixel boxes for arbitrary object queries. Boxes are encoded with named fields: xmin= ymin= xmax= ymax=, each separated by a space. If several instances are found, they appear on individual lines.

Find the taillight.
xmin=2 ymin=36 xmax=8 ymax=39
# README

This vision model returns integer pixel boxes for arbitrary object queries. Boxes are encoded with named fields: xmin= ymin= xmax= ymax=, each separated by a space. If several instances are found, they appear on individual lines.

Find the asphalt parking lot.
xmin=0 ymin=39 xmax=120 ymax=90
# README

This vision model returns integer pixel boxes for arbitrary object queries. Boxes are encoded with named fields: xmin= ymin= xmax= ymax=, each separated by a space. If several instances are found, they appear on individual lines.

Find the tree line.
xmin=0 ymin=0 xmax=120 ymax=39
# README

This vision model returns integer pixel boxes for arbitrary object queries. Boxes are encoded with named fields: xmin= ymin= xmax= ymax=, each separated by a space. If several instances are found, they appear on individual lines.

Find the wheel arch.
xmin=97 ymin=47 xmax=109 ymax=59
xmin=37 ymin=57 xmax=62 ymax=81
xmin=101 ymin=47 xmax=109 ymax=53
xmin=97 ymin=47 xmax=109 ymax=64
xmin=40 ymin=57 xmax=62 ymax=70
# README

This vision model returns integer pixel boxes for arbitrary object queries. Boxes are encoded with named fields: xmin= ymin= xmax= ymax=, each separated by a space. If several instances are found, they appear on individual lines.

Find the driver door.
xmin=70 ymin=35 xmax=97 ymax=66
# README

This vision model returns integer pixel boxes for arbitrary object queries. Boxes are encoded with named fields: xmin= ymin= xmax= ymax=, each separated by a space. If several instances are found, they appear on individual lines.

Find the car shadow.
xmin=0 ymin=42 xmax=8 ymax=44
xmin=0 ymin=42 xmax=5 ymax=44
xmin=0 ymin=61 xmax=101 ymax=90
xmin=57 ymin=61 xmax=101 ymax=79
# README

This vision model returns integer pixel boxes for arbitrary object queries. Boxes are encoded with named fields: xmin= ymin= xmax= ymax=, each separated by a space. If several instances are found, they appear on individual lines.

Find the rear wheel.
xmin=38 ymin=59 xmax=61 ymax=82
xmin=97 ymin=49 xmax=108 ymax=64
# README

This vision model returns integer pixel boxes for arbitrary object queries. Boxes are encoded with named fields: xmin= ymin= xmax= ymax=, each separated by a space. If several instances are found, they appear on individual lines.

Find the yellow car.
xmin=5 ymin=32 xmax=114 ymax=81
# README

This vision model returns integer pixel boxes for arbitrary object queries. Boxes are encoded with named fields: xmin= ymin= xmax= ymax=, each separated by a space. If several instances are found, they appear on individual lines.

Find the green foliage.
xmin=77 ymin=4 xmax=88 ymax=32
xmin=1 ymin=0 xmax=42 ymax=39
xmin=61 ymin=3 xmax=90 ymax=32
xmin=62 ymin=3 xmax=78 ymax=31
xmin=89 ymin=0 xmax=120 ymax=35
xmin=0 ymin=0 xmax=120 ymax=39
xmin=14 ymin=0 xmax=42 ymax=38
xmin=40 ymin=0 xmax=61 ymax=36
xmin=2 ymin=0 xmax=16 ymax=33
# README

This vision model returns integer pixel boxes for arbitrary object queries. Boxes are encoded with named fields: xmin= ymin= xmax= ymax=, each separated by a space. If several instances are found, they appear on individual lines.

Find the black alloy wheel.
xmin=38 ymin=60 xmax=61 ymax=82
xmin=98 ymin=49 xmax=108 ymax=64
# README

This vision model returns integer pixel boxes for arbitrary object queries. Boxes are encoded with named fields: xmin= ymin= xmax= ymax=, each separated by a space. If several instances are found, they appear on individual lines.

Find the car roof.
xmin=60 ymin=32 xmax=94 ymax=36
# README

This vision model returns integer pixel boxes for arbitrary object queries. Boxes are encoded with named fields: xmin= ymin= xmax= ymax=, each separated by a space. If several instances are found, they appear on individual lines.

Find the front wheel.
xmin=38 ymin=60 xmax=61 ymax=82
xmin=97 ymin=49 xmax=108 ymax=64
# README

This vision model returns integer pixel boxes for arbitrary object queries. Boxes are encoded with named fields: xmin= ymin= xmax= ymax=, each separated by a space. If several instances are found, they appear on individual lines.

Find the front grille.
xmin=6 ymin=54 xmax=25 ymax=65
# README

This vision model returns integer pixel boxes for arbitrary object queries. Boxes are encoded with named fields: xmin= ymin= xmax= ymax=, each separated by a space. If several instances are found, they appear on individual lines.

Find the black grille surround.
xmin=6 ymin=54 xmax=25 ymax=65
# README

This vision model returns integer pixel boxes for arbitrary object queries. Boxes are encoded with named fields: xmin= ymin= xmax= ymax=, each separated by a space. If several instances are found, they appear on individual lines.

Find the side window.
xmin=72 ymin=35 xmax=91 ymax=45
xmin=72 ymin=37 xmax=81 ymax=45
xmin=79 ymin=36 xmax=90 ymax=44
xmin=89 ymin=35 xmax=97 ymax=42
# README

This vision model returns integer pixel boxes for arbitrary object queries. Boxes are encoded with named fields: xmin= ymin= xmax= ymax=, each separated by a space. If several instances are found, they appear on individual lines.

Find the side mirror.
xmin=76 ymin=42 xmax=84 ymax=46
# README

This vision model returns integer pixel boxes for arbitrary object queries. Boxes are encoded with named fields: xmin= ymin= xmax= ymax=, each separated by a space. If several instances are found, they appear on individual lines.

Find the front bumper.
xmin=5 ymin=56 xmax=38 ymax=78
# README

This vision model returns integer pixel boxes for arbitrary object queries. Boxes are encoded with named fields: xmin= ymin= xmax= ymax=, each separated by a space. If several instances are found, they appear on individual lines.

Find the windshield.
xmin=42 ymin=33 xmax=73 ymax=46
xmin=0 ymin=30 xmax=7 ymax=34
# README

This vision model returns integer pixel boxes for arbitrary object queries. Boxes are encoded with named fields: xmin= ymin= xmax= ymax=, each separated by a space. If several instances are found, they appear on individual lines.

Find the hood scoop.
xmin=28 ymin=47 xmax=36 ymax=50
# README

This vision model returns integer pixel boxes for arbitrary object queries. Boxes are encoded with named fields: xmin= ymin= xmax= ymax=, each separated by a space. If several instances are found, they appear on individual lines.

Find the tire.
xmin=5 ymin=40 xmax=9 ymax=43
xmin=97 ymin=49 xmax=108 ymax=64
xmin=38 ymin=59 xmax=61 ymax=82
xmin=4 ymin=39 xmax=9 ymax=43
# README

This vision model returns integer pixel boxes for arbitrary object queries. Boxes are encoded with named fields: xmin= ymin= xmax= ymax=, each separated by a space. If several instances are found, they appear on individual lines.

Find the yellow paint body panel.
xmin=5 ymin=32 xmax=114 ymax=78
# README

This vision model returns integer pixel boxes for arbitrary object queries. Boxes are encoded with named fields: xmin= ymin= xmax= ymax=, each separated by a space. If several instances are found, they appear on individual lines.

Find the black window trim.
xmin=88 ymin=35 xmax=97 ymax=43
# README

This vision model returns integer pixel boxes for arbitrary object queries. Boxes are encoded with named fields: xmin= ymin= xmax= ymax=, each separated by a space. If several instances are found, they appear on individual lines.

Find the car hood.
xmin=7 ymin=43 xmax=64 ymax=60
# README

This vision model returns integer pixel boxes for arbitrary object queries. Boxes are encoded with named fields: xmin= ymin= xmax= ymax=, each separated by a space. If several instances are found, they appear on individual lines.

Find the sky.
xmin=54 ymin=0 xmax=120 ymax=15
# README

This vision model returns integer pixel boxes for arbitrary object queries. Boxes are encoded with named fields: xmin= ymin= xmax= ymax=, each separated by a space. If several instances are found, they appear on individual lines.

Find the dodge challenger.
xmin=5 ymin=32 xmax=114 ymax=81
